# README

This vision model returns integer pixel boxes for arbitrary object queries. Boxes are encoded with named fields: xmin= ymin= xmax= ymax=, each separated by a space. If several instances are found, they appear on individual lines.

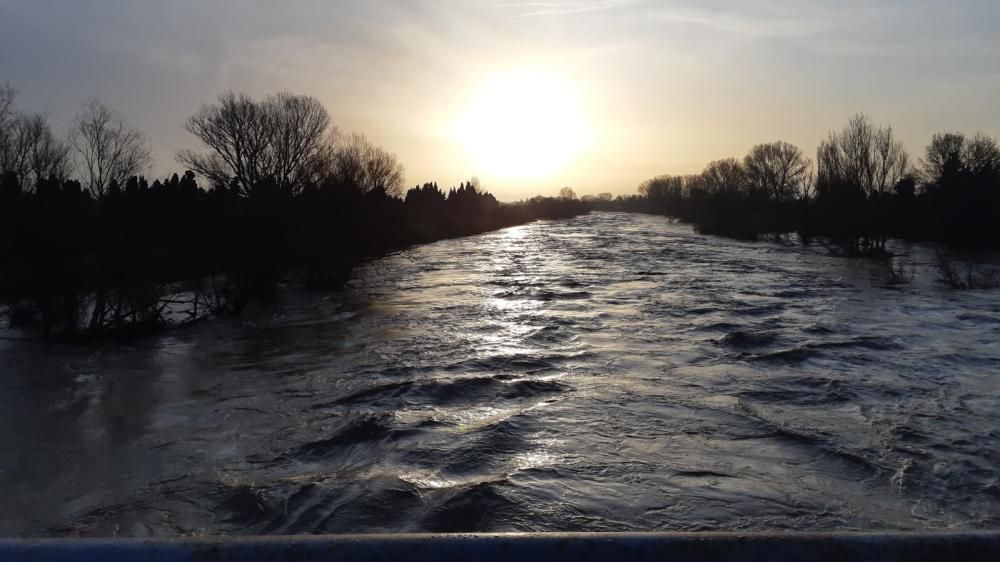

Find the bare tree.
xmin=921 ymin=132 xmax=965 ymax=183
xmin=743 ymin=141 xmax=811 ymax=202
xmin=22 ymin=114 xmax=71 ymax=183
xmin=638 ymin=175 xmax=683 ymax=197
xmin=0 ymin=83 xmax=16 ymax=171
xmin=920 ymin=131 xmax=999 ymax=186
xmin=0 ymin=118 xmax=32 ymax=180
xmin=817 ymin=113 xmax=909 ymax=198
xmin=265 ymin=92 xmax=334 ymax=187
xmin=0 ymin=85 xmax=71 ymax=185
xmin=799 ymin=167 xmax=817 ymax=203
xmin=179 ymin=92 xmax=333 ymax=195
xmin=559 ymin=186 xmax=577 ymax=200
xmin=71 ymin=100 xmax=151 ymax=198
xmin=0 ymin=83 xmax=25 ymax=177
xmin=178 ymin=92 xmax=267 ymax=192
xmin=962 ymin=133 xmax=1000 ymax=176
xmin=701 ymin=158 xmax=745 ymax=193
xmin=329 ymin=131 xmax=406 ymax=196
xmin=0 ymin=83 xmax=14 ymax=126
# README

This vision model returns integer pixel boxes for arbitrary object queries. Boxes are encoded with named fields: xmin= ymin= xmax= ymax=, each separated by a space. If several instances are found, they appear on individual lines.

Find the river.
xmin=1 ymin=212 xmax=999 ymax=536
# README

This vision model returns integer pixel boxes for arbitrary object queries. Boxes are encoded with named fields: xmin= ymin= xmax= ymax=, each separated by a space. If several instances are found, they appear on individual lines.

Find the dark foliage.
xmin=606 ymin=115 xmax=1000 ymax=254
xmin=0 ymin=172 xmax=588 ymax=338
xmin=0 ymin=86 xmax=589 ymax=339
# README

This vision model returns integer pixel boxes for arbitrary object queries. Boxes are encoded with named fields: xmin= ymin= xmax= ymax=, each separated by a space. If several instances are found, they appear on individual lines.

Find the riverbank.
xmin=0 ymin=174 xmax=589 ymax=341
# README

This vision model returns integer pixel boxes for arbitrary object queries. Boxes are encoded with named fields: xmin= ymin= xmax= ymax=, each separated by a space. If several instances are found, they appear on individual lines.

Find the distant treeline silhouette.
xmin=0 ymin=85 xmax=587 ymax=338
xmin=598 ymin=114 xmax=1000 ymax=254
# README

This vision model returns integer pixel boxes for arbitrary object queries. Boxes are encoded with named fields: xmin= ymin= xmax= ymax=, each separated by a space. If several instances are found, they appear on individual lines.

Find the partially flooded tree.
xmin=740 ymin=141 xmax=812 ymax=239
xmin=814 ymin=114 xmax=911 ymax=254
xmin=178 ymin=92 xmax=333 ymax=195
xmin=920 ymin=132 xmax=1000 ymax=246
xmin=71 ymin=100 xmax=151 ymax=198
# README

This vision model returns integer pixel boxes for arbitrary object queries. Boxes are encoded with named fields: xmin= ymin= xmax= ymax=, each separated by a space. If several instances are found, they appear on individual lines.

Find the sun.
xmin=450 ymin=69 xmax=595 ymax=180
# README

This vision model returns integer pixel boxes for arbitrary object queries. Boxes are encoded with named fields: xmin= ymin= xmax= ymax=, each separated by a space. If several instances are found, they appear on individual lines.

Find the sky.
xmin=2 ymin=0 xmax=999 ymax=200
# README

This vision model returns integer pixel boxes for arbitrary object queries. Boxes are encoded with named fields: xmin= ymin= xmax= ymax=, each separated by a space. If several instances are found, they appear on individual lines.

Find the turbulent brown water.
xmin=2 ymin=212 xmax=1000 ymax=537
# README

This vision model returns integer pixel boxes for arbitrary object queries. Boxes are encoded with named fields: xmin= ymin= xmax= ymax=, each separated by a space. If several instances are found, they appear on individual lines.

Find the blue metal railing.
xmin=2 ymin=532 xmax=999 ymax=562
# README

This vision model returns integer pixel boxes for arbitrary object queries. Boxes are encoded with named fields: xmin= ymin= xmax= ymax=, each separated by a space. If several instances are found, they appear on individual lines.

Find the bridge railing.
xmin=2 ymin=531 xmax=1000 ymax=562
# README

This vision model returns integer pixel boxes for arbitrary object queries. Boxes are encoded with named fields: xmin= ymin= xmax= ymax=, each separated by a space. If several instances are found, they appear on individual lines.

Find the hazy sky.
xmin=2 ymin=0 xmax=999 ymax=200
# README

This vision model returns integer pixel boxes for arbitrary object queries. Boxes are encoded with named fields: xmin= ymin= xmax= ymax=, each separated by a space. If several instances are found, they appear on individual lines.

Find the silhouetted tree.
xmin=71 ymin=100 xmax=151 ymax=198
xmin=920 ymin=132 xmax=1000 ymax=246
xmin=920 ymin=132 xmax=965 ymax=184
xmin=559 ymin=186 xmax=578 ymax=200
xmin=0 ymin=83 xmax=14 ymax=125
xmin=965 ymin=134 xmax=1000 ymax=175
xmin=743 ymin=141 xmax=810 ymax=202
xmin=26 ymin=115 xmax=72 ymax=183
xmin=0 ymin=86 xmax=72 ymax=187
xmin=178 ymin=92 xmax=332 ymax=195
xmin=622 ymin=115 xmax=999 ymax=256
xmin=328 ymin=131 xmax=406 ymax=196
xmin=0 ymin=83 xmax=18 ymax=173
xmin=817 ymin=114 xmax=909 ymax=198
xmin=814 ymin=114 xmax=910 ymax=253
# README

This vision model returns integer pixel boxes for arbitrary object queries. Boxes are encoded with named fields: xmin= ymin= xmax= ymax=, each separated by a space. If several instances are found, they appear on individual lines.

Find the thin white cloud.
xmin=651 ymin=6 xmax=833 ymax=38
xmin=499 ymin=0 xmax=647 ymax=17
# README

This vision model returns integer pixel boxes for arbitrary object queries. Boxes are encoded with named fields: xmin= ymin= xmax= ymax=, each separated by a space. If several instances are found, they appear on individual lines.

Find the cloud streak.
xmin=2 ymin=0 xmax=999 ymax=198
xmin=500 ymin=0 xmax=646 ymax=17
xmin=651 ymin=6 xmax=834 ymax=38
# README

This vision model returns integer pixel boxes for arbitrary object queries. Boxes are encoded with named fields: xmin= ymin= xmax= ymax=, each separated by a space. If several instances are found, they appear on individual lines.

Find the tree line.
xmin=600 ymin=114 xmax=1000 ymax=255
xmin=0 ymin=85 xmax=588 ymax=339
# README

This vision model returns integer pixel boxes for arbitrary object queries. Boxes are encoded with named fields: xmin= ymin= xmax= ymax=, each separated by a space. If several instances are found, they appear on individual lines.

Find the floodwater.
xmin=1 ymin=212 xmax=999 ymax=536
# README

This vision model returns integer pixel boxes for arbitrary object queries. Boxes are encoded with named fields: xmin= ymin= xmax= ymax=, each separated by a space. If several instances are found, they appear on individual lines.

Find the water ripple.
xmin=2 ymin=212 xmax=999 ymax=536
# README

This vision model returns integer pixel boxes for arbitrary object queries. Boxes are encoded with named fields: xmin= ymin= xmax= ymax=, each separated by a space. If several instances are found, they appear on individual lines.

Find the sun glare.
xmin=450 ymin=69 xmax=595 ymax=180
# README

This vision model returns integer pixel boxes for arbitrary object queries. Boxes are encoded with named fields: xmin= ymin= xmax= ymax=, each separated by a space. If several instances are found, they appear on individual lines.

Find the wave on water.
xmin=3 ymin=212 xmax=1000 ymax=536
